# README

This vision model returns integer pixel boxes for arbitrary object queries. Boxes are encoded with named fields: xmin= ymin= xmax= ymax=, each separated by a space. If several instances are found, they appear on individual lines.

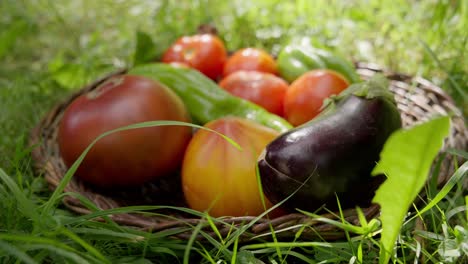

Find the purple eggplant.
xmin=258 ymin=74 xmax=402 ymax=212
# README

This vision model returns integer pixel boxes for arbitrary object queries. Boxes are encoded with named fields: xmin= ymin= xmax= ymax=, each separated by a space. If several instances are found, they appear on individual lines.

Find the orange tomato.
xmin=284 ymin=70 xmax=350 ymax=126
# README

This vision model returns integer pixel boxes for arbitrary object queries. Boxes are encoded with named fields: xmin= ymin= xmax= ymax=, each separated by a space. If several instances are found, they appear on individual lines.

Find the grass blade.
xmin=466 ymin=196 xmax=468 ymax=221
xmin=60 ymin=191 xmax=120 ymax=228
xmin=205 ymin=214 xmax=224 ymax=243
xmin=297 ymin=210 xmax=367 ymax=235
xmin=408 ymin=161 xmax=468 ymax=223
xmin=198 ymin=246 xmax=217 ymax=264
xmin=0 ymin=169 xmax=39 ymax=224
xmin=445 ymin=148 xmax=468 ymax=159
xmin=230 ymin=233 xmax=239 ymax=264
xmin=0 ymin=240 xmax=37 ymax=264
xmin=67 ymin=227 xmax=145 ymax=242
xmin=241 ymin=241 xmax=331 ymax=251
xmin=63 ymin=204 xmax=206 ymax=225
xmin=183 ymin=216 xmax=205 ymax=264
xmin=419 ymin=39 xmax=467 ymax=101
xmin=59 ymin=227 xmax=110 ymax=263
xmin=24 ymin=245 xmax=92 ymax=264
xmin=0 ymin=234 xmax=95 ymax=263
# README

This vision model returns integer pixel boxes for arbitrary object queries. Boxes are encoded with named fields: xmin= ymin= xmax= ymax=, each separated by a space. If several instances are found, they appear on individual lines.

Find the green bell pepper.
xmin=277 ymin=44 xmax=361 ymax=84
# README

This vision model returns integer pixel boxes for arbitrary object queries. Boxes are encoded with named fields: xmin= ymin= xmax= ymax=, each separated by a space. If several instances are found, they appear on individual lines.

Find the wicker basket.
xmin=29 ymin=62 xmax=467 ymax=242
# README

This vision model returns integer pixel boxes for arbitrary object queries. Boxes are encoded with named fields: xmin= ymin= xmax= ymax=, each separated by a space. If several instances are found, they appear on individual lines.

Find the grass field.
xmin=0 ymin=0 xmax=467 ymax=263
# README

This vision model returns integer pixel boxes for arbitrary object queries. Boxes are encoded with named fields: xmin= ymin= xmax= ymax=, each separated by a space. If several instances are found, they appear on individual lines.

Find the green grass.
xmin=1 ymin=0 xmax=467 ymax=263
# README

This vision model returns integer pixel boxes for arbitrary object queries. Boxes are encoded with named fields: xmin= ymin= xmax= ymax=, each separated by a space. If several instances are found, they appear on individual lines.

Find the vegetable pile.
xmin=57 ymin=32 xmax=402 ymax=217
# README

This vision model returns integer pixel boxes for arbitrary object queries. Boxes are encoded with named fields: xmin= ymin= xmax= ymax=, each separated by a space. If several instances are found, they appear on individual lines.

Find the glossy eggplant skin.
xmin=258 ymin=92 xmax=402 ymax=212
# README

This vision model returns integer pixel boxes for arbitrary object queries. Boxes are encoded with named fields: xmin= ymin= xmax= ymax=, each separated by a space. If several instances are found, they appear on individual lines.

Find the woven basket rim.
xmin=29 ymin=62 xmax=467 ymax=242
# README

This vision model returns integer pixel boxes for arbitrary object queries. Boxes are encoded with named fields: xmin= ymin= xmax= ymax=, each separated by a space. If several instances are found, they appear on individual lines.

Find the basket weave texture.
xmin=29 ymin=62 xmax=467 ymax=241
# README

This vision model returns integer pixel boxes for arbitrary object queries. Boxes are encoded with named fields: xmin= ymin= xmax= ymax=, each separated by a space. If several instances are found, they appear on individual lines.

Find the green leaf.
xmin=50 ymin=63 xmax=88 ymax=89
xmin=133 ymin=31 xmax=156 ymax=66
xmin=371 ymin=116 xmax=451 ymax=264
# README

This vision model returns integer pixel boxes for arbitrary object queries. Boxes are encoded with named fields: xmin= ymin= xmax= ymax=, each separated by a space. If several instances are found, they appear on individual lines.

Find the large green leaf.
xmin=371 ymin=116 xmax=451 ymax=264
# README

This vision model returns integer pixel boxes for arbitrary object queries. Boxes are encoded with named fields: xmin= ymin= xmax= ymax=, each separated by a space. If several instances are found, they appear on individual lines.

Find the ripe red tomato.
xmin=218 ymin=71 xmax=288 ymax=116
xmin=223 ymin=48 xmax=278 ymax=77
xmin=182 ymin=117 xmax=283 ymax=217
xmin=162 ymin=34 xmax=227 ymax=80
xmin=58 ymin=75 xmax=192 ymax=188
xmin=284 ymin=70 xmax=350 ymax=126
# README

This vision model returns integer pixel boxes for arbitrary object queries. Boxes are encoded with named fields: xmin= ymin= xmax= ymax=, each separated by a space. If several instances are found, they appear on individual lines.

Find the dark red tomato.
xmin=284 ymin=70 xmax=350 ymax=126
xmin=162 ymin=34 xmax=227 ymax=80
xmin=223 ymin=48 xmax=278 ymax=77
xmin=58 ymin=75 xmax=192 ymax=188
xmin=219 ymin=71 xmax=288 ymax=116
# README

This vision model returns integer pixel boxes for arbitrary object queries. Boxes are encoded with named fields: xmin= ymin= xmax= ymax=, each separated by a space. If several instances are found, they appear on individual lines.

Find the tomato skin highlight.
xmin=162 ymin=34 xmax=227 ymax=80
xmin=223 ymin=48 xmax=278 ymax=77
xmin=181 ymin=117 xmax=280 ymax=217
xmin=58 ymin=75 xmax=192 ymax=188
xmin=284 ymin=70 xmax=350 ymax=126
xmin=219 ymin=71 xmax=289 ymax=117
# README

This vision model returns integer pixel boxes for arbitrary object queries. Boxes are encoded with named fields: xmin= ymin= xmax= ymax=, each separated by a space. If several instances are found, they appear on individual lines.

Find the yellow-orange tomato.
xmin=181 ymin=117 xmax=280 ymax=217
